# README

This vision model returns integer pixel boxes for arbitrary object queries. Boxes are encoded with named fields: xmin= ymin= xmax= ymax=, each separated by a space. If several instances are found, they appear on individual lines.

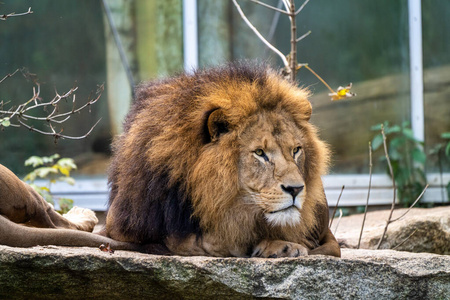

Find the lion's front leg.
xmin=165 ymin=234 xmax=245 ymax=257
xmin=251 ymin=240 xmax=309 ymax=258
xmin=308 ymin=227 xmax=341 ymax=257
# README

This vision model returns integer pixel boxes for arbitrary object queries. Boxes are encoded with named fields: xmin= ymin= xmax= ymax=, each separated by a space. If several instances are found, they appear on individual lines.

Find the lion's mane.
xmin=107 ymin=62 xmax=329 ymax=249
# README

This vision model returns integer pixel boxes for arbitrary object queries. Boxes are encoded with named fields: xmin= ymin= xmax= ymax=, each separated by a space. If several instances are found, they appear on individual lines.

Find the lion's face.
xmin=238 ymin=111 xmax=308 ymax=228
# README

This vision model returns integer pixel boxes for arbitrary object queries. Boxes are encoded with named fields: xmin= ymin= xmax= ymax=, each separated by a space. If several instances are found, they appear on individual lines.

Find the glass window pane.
xmin=422 ymin=0 xmax=450 ymax=173
xmin=0 ymin=1 xmax=108 ymax=176
xmin=220 ymin=0 xmax=411 ymax=174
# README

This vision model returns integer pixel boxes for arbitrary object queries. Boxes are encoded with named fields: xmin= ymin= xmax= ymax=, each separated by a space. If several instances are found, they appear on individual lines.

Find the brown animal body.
xmin=0 ymin=62 xmax=340 ymax=258
xmin=106 ymin=62 xmax=340 ymax=257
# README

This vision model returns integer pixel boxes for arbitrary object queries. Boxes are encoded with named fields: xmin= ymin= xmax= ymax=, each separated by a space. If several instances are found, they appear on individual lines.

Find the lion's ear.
xmin=206 ymin=108 xmax=229 ymax=142
xmin=305 ymin=101 xmax=312 ymax=121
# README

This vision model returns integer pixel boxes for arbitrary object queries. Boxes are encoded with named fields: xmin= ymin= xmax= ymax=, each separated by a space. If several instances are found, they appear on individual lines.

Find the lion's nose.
xmin=281 ymin=185 xmax=304 ymax=199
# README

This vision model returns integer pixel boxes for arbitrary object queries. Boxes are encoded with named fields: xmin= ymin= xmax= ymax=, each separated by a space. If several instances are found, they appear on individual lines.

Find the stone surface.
xmin=0 ymin=245 xmax=448 ymax=299
xmin=333 ymin=206 xmax=450 ymax=254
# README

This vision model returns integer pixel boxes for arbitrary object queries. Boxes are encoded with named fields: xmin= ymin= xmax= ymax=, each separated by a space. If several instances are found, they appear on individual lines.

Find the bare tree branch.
xmin=0 ymin=70 xmax=103 ymax=141
xmin=392 ymin=229 xmax=418 ymax=250
xmin=333 ymin=209 xmax=343 ymax=236
xmin=374 ymin=125 xmax=429 ymax=249
xmin=233 ymin=0 xmax=355 ymax=99
xmin=390 ymin=184 xmax=429 ymax=223
xmin=329 ymin=185 xmax=345 ymax=228
xmin=302 ymin=64 xmax=336 ymax=94
xmin=295 ymin=0 xmax=310 ymax=15
xmin=0 ymin=69 xmax=20 ymax=84
xmin=249 ymin=0 xmax=290 ymax=15
xmin=232 ymin=0 xmax=289 ymax=67
xmin=281 ymin=0 xmax=290 ymax=11
xmin=296 ymin=30 xmax=311 ymax=43
xmin=376 ymin=124 xmax=397 ymax=249
xmin=358 ymin=142 xmax=373 ymax=249
xmin=288 ymin=0 xmax=297 ymax=82
xmin=0 ymin=7 xmax=33 ymax=20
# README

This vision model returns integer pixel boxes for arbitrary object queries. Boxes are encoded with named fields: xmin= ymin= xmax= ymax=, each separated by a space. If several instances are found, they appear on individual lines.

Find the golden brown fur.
xmin=106 ymin=62 xmax=340 ymax=257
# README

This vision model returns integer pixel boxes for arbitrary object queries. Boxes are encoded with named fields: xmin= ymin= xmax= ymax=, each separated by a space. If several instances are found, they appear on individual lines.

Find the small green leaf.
xmin=35 ymin=167 xmax=58 ymax=178
xmin=403 ymin=128 xmax=416 ymax=141
xmin=441 ymin=132 xmax=450 ymax=139
xmin=389 ymin=148 xmax=402 ymax=160
xmin=1 ymin=117 xmax=10 ymax=127
xmin=42 ymin=154 xmax=60 ymax=164
xmin=25 ymin=156 xmax=44 ymax=168
xmin=371 ymin=134 xmax=384 ymax=150
xmin=385 ymin=125 xmax=401 ymax=134
xmin=445 ymin=142 xmax=450 ymax=157
xmin=57 ymin=158 xmax=77 ymax=171
xmin=370 ymin=123 xmax=383 ymax=131
xmin=412 ymin=148 xmax=426 ymax=163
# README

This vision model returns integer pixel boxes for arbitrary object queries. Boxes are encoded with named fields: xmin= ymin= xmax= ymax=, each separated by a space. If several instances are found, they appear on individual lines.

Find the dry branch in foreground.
xmin=0 ymin=69 xmax=103 ymax=142
xmin=0 ymin=7 xmax=33 ymax=20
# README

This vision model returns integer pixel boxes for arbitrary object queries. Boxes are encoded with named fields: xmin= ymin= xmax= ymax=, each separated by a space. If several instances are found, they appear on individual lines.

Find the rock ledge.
xmin=0 ymin=245 xmax=448 ymax=299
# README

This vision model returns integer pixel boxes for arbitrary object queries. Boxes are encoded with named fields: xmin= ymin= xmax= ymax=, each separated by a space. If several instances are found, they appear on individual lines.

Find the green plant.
xmin=371 ymin=121 xmax=427 ymax=207
xmin=23 ymin=154 xmax=76 ymax=214
xmin=430 ymin=132 xmax=450 ymax=202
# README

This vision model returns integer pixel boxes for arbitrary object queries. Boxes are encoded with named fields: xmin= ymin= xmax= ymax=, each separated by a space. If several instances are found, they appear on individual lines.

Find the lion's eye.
xmin=254 ymin=149 xmax=269 ymax=162
xmin=255 ymin=149 xmax=265 ymax=156
xmin=293 ymin=146 xmax=302 ymax=156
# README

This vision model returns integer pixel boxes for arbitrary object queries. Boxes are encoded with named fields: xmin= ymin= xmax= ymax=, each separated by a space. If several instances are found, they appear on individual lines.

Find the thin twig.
xmin=376 ymin=124 xmax=397 ymax=249
xmin=17 ymin=118 xmax=101 ymax=140
xmin=0 ymin=69 xmax=20 ymax=84
xmin=288 ymin=0 xmax=297 ymax=82
xmin=0 ymin=69 xmax=103 ymax=140
xmin=0 ymin=7 xmax=33 ymax=20
xmin=333 ymin=209 xmax=343 ymax=236
xmin=329 ymin=185 xmax=345 ymax=228
xmin=232 ymin=0 xmax=289 ymax=67
xmin=302 ymin=64 xmax=336 ymax=94
xmin=295 ymin=0 xmax=310 ymax=15
xmin=296 ymin=30 xmax=311 ymax=43
xmin=390 ymin=184 xmax=429 ymax=223
xmin=249 ymin=0 xmax=290 ymax=15
xmin=358 ymin=142 xmax=373 ymax=249
xmin=392 ymin=229 xmax=418 ymax=250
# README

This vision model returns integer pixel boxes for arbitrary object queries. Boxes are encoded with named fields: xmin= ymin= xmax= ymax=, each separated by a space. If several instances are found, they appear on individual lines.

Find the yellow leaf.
xmin=329 ymin=83 xmax=356 ymax=101
xmin=40 ymin=186 xmax=50 ymax=192
xmin=58 ymin=166 xmax=70 ymax=177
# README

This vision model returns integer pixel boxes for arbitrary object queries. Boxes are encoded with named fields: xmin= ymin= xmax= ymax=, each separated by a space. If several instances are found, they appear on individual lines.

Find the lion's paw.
xmin=63 ymin=206 xmax=98 ymax=232
xmin=251 ymin=240 xmax=308 ymax=258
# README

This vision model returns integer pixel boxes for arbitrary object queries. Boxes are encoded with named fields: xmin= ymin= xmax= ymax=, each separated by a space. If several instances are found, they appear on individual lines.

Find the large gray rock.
xmin=333 ymin=206 xmax=450 ymax=254
xmin=0 ymin=245 xmax=448 ymax=299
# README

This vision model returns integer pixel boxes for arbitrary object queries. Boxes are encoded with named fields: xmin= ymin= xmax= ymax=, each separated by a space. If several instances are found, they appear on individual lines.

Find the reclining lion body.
xmin=107 ymin=63 xmax=340 ymax=257
xmin=0 ymin=63 xmax=340 ymax=258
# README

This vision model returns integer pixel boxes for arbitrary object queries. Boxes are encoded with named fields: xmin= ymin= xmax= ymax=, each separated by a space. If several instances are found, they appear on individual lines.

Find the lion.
xmin=0 ymin=62 xmax=340 ymax=258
